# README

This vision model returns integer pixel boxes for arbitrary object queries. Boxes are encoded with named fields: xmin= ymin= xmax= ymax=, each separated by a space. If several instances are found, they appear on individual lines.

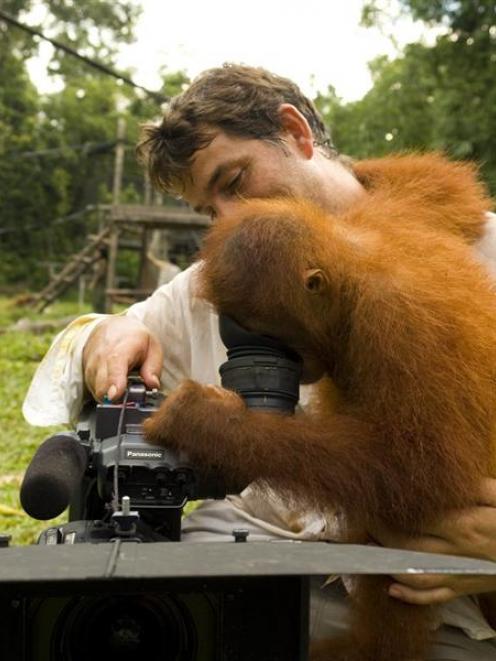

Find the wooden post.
xmin=105 ymin=227 xmax=118 ymax=313
xmin=138 ymin=227 xmax=151 ymax=289
xmin=112 ymin=117 xmax=126 ymax=206
xmin=144 ymin=172 xmax=152 ymax=206
xmin=78 ymin=275 xmax=86 ymax=310
xmin=105 ymin=117 xmax=126 ymax=312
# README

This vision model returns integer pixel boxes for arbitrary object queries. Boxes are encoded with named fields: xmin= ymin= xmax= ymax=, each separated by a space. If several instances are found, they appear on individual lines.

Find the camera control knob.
xmin=232 ymin=528 xmax=249 ymax=543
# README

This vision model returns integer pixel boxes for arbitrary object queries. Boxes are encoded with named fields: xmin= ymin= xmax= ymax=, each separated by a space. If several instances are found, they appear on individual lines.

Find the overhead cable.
xmin=0 ymin=9 xmax=169 ymax=104
xmin=0 ymin=207 xmax=93 ymax=235
xmin=7 ymin=141 xmax=119 ymax=159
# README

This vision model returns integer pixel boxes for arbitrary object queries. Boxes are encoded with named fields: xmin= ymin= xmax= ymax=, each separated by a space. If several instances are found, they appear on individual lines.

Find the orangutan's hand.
xmin=144 ymin=380 xmax=245 ymax=455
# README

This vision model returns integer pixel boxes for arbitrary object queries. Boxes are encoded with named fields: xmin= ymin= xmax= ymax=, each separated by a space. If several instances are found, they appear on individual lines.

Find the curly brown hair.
xmin=136 ymin=63 xmax=337 ymax=194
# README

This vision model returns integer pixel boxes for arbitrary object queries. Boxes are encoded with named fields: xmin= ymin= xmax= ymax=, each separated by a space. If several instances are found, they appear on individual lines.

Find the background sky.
xmin=27 ymin=0 xmax=441 ymax=102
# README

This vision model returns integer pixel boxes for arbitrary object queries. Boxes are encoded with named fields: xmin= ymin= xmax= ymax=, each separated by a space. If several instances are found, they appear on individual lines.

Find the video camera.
xmin=6 ymin=315 xmax=306 ymax=661
xmin=21 ymin=377 xmax=228 ymax=544
xmin=20 ymin=315 xmax=302 ymax=545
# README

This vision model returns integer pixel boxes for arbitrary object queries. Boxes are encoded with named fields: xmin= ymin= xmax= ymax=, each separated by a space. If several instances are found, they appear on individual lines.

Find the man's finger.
xmin=139 ymin=335 xmax=163 ymax=389
xmin=95 ymin=365 xmax=113 ymax=402
xmin=389 ymin=584 xmax=456 ymax=605
xmin=390 ymin=573 xmax=446 ymax=590
xmin=106 ymin=355 xmax=131 ymax=401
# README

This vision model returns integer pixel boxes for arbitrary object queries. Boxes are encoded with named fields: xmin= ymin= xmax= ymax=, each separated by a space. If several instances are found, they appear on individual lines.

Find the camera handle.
xmin=110 ymin=383 xmax=143 ymax=539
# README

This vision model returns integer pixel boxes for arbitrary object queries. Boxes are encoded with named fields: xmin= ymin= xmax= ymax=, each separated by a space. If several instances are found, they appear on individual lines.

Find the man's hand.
xmin=83 ymin=316 xmax=163 ymax=401
xmin=372 ymin=479 xmax=496 ymax=605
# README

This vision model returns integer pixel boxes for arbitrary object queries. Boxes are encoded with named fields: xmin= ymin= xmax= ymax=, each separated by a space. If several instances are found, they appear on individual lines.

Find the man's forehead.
xmin=181 ymin=132 xmax=251 ymax=203
xmin=191 ymin=131 xmax=246 ymax=178
xmin=175 ymin=130 xmax=225 ymax=201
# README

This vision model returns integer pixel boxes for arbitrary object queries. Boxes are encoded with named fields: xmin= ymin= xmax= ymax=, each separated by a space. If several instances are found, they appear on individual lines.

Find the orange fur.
xmin=145 ymin=154 xmax=496 ymax=660
xmin=353 ymin=152 xmax=491 ymax=242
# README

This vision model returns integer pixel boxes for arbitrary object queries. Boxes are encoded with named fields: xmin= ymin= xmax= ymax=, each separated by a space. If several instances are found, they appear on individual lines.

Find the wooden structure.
xmin=33 ymin=226 xmax=110 ymax=312
xmin=104 ymin=204 xmax=210 ymax=311
xmin=32 ymin=118 xmax=210 ymax=312
xmin=32 ymin=204 xmax=209 ymax=312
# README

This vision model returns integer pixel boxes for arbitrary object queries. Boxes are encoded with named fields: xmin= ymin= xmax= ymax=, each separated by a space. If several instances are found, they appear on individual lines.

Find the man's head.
xmin=137 ymin=64 xmax=364 ymax=218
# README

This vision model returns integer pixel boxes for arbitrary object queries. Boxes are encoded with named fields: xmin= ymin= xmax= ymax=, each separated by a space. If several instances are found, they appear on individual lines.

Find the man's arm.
xmin=372 ymin=479 xmax=496 ymax=611
xmin=23 ymin=264 xmax=225 ymax=425
xmin=22 ymin=313 xmax=106 ymax=425
xmin=22 ymin=311 xmax=162 ymax=425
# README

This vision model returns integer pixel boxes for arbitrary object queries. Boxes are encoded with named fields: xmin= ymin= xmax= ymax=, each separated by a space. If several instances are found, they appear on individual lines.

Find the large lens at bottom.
xmin=54 ymin=594 xmax=195 ymax=661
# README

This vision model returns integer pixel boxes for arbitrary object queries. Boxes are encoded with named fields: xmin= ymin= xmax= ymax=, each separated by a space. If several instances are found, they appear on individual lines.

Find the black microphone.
xmin=20 ymin=433 xmax=88 ymax=520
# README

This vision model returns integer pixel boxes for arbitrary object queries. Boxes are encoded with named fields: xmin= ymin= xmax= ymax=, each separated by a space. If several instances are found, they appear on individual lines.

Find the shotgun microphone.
xmin=20 ymin=433 xmax=87 ymax=520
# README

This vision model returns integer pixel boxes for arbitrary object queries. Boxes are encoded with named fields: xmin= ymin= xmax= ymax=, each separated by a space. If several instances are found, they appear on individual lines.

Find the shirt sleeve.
xmin=22 ymin=314 xmax=107 ymax=426
xmin=126 ymin=262 xmax=227 ymax=393
xmin=474 ymin=211 xmax=496 ymax=275
xmin=22 ymin=263 xmax=227 ymax=426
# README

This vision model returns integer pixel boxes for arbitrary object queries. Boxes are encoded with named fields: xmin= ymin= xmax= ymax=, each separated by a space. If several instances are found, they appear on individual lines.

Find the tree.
xmin=1 ymin=0 xmax=140 ymax=66
xmin=398 ymin=0 xmax=496 ymax=33
xmin=317 ymin=0 xmax=496 ymax=194
xmin=0 ymin=0 xmax=141 ymax=286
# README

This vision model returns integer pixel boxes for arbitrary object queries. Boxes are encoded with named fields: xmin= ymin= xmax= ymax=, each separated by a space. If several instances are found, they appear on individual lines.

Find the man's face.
xmin=180 ymin=129 xmax=334 ymax=220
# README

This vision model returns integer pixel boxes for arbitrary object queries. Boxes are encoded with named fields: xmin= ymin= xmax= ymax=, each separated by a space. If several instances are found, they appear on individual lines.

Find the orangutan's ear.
xmin=303 ymin=269 xmax=327 ymax=294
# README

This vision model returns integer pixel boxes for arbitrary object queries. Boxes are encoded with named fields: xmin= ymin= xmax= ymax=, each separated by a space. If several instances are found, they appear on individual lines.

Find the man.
xmin=24 ymin=64 xmax=496 ymax=658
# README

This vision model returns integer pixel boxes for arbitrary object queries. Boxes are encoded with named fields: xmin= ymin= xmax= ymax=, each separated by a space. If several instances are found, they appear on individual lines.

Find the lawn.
xmin=0 ymin=296 xmax=91 ymax=544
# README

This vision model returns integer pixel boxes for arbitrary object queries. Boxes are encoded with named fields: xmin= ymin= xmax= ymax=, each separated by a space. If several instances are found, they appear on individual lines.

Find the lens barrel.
xmin=218 ymin=315 xmax=302 ymax=414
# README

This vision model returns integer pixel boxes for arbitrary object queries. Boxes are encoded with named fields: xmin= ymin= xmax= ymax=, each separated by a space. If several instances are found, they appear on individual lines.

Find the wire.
xmin=112 ymin=388 xmax=130 ymax=513
xmin=0 ymin=207 xmax=93 ymax=235
xmin=0 ymin=8 xmax=169 ymax=104
xmin=6 ymin=141 xmax=118 ymax=159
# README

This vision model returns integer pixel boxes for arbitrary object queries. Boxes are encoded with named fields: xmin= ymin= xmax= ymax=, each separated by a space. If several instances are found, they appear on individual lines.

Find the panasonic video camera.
xmin=21 ymin=315 xmax=302 ymax=545
xmin=21 ymin=377 xmax=228 ymax=543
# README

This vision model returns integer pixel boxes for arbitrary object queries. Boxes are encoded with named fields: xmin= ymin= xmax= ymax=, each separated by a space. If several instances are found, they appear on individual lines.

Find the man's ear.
xmin=278 ymin=104 xmax=314 ymax=159
xmin=303 ymin=269 xmax=327 ymax=294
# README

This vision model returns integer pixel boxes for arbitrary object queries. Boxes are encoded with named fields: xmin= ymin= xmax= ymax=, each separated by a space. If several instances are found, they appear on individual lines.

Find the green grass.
xmin=0 ymin=296 xmax=91 ymax=544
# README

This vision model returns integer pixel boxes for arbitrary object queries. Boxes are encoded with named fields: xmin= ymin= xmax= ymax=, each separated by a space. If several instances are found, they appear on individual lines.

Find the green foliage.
xmin=3 ymin=0 xmax=140 ymax=65
xmin=398 ymin=0 xmax=496 ymax=32
xmin=363 ymin=0 xmax=496 ymax=32
xmin=0 ymin=47 xmax=64 ymax=286
xmin=0 ymin=0 xmax=190 ymax=289
xmin=318 ymin=1 xmax=496 ymax=194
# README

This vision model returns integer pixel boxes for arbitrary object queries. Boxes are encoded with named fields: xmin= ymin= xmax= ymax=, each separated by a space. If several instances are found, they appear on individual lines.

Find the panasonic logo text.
xmin=125 ymin=450 xmax=164 ymax=459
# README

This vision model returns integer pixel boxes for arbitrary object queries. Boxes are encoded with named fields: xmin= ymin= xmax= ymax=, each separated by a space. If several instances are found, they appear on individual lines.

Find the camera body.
xmin=37 ymin=378 xmax=228 ymax=544
xmin=32 ymin=315 xmax=302 ymax=546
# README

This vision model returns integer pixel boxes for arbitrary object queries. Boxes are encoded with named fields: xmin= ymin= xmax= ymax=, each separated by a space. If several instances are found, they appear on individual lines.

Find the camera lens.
xmin=219 ymin=315 xmax=302 ymax=413
xmin=54 ymin=594 xmax=196 ymax=661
